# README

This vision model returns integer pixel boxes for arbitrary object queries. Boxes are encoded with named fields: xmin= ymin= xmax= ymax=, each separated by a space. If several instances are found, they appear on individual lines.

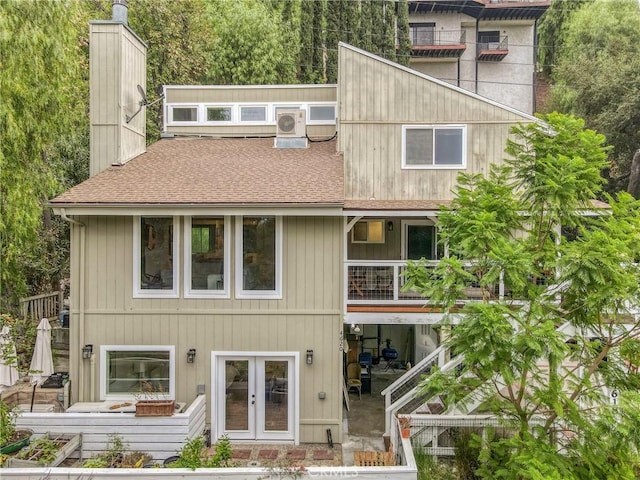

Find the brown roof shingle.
xmin=52 ymin=137 xmax=344 ymax=206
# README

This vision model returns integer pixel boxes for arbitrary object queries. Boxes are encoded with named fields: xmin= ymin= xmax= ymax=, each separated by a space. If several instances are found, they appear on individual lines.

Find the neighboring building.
xmin=51 ymin=5 xmax=541 ymax=444
xmin=407 ymin=0 xmax=550 ymax=114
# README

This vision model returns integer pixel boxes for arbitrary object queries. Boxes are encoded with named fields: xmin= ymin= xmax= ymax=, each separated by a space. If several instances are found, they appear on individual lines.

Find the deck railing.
xmin=19 ymin=289 xmax=64 ymax=321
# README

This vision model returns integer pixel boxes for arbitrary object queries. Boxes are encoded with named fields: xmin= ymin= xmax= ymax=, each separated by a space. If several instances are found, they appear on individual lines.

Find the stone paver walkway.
xmin=211 ymin=443 xmax=342 ymax=467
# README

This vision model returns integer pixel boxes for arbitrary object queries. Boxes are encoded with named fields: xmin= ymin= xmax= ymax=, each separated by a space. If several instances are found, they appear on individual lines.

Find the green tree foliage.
xmin=325 ymin=0 xmax=342 ymax=83
xmin=0 ymin=0 xmax=84 ymax=311
xmin=299 ymin=0 xmax=316 ymax=82
xmin=382 ymin=0 xmax=396 ymax=62
xmin=396 ymin=0 xmax=411 ymax=66
xmin=550 ymin=0 xmax=640 ymax=193
xmin=206 ymin=0 xmax=298 ymax=85
xmin=358 ymin=0 xmax=373 ymax=52
xmin=405 ymin=113 xmax=640 ymax=478
xmin=536 ymin=0 xmax=592 ymax=76
xmin=342 ymin=0 xmax=361 ymax=47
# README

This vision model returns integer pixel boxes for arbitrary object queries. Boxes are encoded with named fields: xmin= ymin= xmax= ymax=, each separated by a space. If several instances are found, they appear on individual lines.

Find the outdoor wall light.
xmin=387 ymin=221 xmax=394 ymax=232
xmin=187 ymin=348 xmax=197 ymax=363
xmin=351 ymin=323 xmax=361 ymax=334
xmin=82 ymin=344 xmax=93 ymax=360
xmin=306 ymin=349 xmax=314 ymax=365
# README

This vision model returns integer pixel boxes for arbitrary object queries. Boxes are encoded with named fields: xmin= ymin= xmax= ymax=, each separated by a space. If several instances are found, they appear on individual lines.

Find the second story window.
xmin=402 ymin=125 xmax=466 ymax=169
xmin=134 ymin=217 xmax=179 ymax=298
xmin=236 ymin=216 xmax=282 ymax=299
xmin=185 ymin=216 xmax=230 ymax=298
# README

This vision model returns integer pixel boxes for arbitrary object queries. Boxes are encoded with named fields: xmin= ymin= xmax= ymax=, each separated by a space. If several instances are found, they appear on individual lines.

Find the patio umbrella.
xmin=0 ymin=325 xmax=19 ymax=388
xmin=30 ymin=318 xmax=54 ymax=386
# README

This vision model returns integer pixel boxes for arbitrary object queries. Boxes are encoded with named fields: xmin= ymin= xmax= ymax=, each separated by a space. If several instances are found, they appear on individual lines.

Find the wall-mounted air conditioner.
xmin=276 ymin=109 xmax=306 ymax=137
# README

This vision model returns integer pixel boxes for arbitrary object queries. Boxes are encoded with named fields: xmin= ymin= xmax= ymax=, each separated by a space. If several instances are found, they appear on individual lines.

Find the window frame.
xmin=133 ymin=216 xmax=180 ymax=298
xmin=306 ymin=103 xmax=337 ymax=125
xmin=100 ymin=345 xmax=175 ymax=401
xmin=351 ymin=219 xmax=386 ymax=244
xmin=204 ymin=105 xmax=233 ymax=123
xmin=239 ymin=105 xmax=269 ymax=123
xmin=235 ymin=215 xmax=283 ymax=299
xmin=184 ymin=215 xmax=231 ymax=298
xmin=168 ymin=105 xmax=199 ymax=124
xmin=402 ymin=124 xmax=467 ymax=170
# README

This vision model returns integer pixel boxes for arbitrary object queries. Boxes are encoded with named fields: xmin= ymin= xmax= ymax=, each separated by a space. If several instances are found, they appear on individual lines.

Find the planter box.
xmin=135 ymin=400 xmax=175 ymax=417
xmin=7 ymin=433 xmax=81 ymax=467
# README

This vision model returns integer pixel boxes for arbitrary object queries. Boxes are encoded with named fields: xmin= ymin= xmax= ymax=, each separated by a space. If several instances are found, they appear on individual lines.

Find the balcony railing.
xmin=410 ymin=29 xmax=467 ymax=58
xmin=345 ymin=260 xmax=555 ymax=306
xmin=477 ymin=35 xmax=509 ymax=61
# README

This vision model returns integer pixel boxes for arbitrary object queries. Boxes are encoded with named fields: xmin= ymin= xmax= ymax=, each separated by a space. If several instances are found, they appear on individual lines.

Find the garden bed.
xmin=6 ymin=433 xmax=81 ymax=467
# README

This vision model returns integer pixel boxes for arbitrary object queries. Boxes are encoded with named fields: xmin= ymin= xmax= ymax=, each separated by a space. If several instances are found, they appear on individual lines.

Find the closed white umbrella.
xmin=30 ymin=318 xmax=54 ymax=385
xmin=0 ymin=325 xmax=19 ymax=388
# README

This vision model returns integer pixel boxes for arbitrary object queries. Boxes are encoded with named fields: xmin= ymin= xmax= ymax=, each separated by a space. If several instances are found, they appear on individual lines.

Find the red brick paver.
xmin=313 ymin=449 xmax=335 ymax=461
xmin=285 ymin=449 xmax=307 ymax=460
xmin=258 ymin=449 xmax=279 ymax=460
xmin=231 ymin=449 xmax=251 ymax=459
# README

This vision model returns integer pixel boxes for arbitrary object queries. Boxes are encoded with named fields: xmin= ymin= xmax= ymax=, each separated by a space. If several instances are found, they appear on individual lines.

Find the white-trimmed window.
xmin=185 ymin=216 xmax=230 ymax=298
xmin=100 ymin=345 xmax=175 ymax=400
xmin=170 ymin=106 xmax=198 ymax=123
xmin=402 ymin=125 xmax=466 ymax=169
xmin=240 ymin=105 xmax=268 ymax=122
xmin=134 ymin=216 xmax=179 ymax=298
xmin=351 ymin=219 xmax=385 ymax=244
xmin=206 ymin=106 xmax=232 ymax=123
xmin=308 ymin=104 xmax=336 ymax=124
xmin=235 ymin=216 xmax=282 ymax=299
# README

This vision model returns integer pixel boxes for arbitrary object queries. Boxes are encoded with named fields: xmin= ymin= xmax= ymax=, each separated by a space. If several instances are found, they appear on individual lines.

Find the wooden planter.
xmin=135 ymin=400 xmax=175 ymax=417
xmin=7 ymin=433 xmax=81 ymax=467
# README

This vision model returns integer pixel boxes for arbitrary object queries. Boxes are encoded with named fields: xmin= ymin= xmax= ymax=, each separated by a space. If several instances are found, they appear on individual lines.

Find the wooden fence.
xmin=15 ymin=395 xmax=206 ymax=461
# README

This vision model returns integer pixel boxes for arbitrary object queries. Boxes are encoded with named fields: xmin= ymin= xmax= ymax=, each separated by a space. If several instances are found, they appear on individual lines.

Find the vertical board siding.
xmin=75 ymin=216 xmax=342 ymax=442
xmin=338 ymin=45 xmax=537 ymax=201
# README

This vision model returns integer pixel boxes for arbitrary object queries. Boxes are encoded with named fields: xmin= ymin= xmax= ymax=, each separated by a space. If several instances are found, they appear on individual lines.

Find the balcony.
xmin=410 ymin=29 xmax=467 ymax=58
xmin=477 ymin=36 xmax=509 ymax=61
xmin=345 ymin=260 xmax=553 ymax=311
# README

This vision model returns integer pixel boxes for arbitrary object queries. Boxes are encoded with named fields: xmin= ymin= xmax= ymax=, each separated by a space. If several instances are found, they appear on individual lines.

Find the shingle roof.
xmin=344 ymin=200 xmax=452 ymax=211
xmin=51 ymin=137 xmax=344 ymax=206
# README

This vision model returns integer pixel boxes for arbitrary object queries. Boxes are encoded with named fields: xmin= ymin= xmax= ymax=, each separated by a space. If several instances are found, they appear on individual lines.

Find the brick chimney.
xmin=89 ymin=0 xmax=147 ymax=176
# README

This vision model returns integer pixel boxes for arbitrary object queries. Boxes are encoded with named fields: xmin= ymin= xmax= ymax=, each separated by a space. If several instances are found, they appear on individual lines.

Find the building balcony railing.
xmin=477 ymin=35 xmax=509 ymax=61
xmin=410 ymin=29 xmax=467 ymax=58
xmin=345 ymin=260 xmax=554 ymax=307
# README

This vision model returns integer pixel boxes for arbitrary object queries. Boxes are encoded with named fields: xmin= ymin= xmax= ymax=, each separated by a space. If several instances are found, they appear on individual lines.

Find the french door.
xmin=214 ymin=354 xmax=297 ymax=441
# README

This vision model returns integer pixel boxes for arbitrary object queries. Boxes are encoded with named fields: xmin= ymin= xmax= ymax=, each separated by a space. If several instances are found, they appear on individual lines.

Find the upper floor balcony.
xmin=409 ymin=26 xmax=467 ymax=58
xmin=477 ymin=34 xmax=509 ymax=61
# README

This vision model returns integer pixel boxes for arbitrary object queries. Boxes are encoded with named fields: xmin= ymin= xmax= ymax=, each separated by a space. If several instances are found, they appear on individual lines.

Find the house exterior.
xmin=51 ymin=7 xmax=542 ymax=445
xmin=407 ymin=0 xmax=550 ymax=114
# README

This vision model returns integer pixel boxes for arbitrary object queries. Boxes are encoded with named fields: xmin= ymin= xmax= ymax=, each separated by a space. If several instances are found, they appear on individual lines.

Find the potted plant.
xmin=0 ymin=400 xmax=32 ymax=455
xmin=135 ymin=381 xmax=175 ymax=417
xmin=398 ymin=415 xmax=411 ymax=438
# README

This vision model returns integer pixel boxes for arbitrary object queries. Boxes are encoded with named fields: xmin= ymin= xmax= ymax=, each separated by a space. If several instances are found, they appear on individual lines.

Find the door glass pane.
xmin=264 ymin=360 xmax=288 ymax=432
xmin=225 ymin=360 xmax=249 ymax=431
xmin=407 ymin=225 xmax=435 ymax=260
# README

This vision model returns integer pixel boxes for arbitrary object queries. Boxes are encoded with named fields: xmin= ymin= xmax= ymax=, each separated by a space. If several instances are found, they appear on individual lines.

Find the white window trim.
xmin=351 ymin=219 xmax=386 ymax=244
xmin=133 ymin=216 xmax=180 ymax=299
xmin=401 ymin=124 xmax=467 ymax=170
xmin=164 ymin=102 xmax=337 ymax=128
xmin=235 ymin=215 xmax=283 ymax=299
xmin=238 ymin=104 xmax=270 ymax=124
xmin=184 ymin=215 xmax=231 ymax=298
xmin=204 ymin=104 xmax=234 ymax=124
xmin=100 ymin=345 xmax=175 ymax=401
xmin=167 ymin=104 xmax=199 ymax=124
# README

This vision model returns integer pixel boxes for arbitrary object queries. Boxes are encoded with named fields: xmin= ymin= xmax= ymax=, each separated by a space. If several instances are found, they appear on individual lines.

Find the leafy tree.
xmin=0 ymin=0 xmax=84 ymax=311
xmin=342 ymin=0 xmax=361 ymax=47
xmin=405 ymin=113 xmax=640 ymax=478
xmin=206 ymin=0 xmax=298 ymax=86
xmin=326 ymin=0 xmax=342 ymax=83
xmin=550 ymin=0 xmax=640 ymax=193
xmin=536 ymin=0 xmax=592 ymax=76
xmin=358 ymin=0 xmax=373 ymax=52
xmin=396 ymin=0 xmax=411 ymax=66
xmin=299 ymin=0 xmax=317 ymax=82
xmin=382 ymin=0 xmax=396 ymax=62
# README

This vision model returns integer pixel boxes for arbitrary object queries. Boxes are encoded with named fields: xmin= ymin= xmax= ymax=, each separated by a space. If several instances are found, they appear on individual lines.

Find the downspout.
xmin=474 ymin=18 xmax=479 ymax=94
xmin=61 ymin=209 xmax=87 ymax=401
xmin=533 ymin=18 xmax=539 ymax=113
xmin=457 ymin=57 xmax=461 ymax=88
